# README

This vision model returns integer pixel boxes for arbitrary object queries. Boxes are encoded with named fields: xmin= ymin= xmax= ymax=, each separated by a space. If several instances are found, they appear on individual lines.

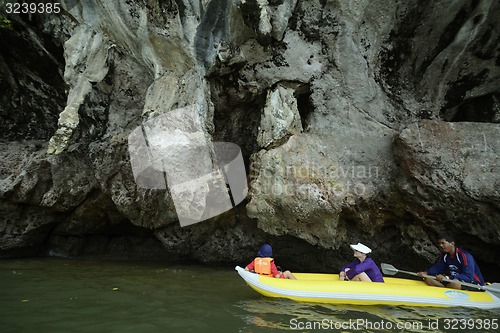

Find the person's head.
xmin=436 ymin=232 xmax=455 ymax=243
xmin=436 ymin=232 xmax=456 ymax=253
xmin=257 ymin=244 xmax=273 ymax=258
xmin=350 ymin=242 xmax=372 ymax=258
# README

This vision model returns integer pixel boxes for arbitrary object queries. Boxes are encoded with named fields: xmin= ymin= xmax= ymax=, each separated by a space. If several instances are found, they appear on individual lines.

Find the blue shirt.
xmin=426 ymin=247 xmax=484 ymax=285
xmin=341 ymin=258 xmax=384 ymax=282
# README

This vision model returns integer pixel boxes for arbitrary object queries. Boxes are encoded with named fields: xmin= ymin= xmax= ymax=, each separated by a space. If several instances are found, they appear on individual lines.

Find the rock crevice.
xmin=1 ymin=0 xmax=499 ymax=277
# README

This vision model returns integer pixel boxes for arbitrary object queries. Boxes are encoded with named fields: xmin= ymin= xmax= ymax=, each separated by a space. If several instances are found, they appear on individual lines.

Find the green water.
xmin=0 ymin=258 xmax=498 ymax=332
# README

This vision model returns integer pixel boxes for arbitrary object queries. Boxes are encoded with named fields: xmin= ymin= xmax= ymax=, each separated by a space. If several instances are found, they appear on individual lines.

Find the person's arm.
xmin=345 ymin=258 xmax=375 ymax=280
xmin=340 ymin=261 xmax=356 ymax=280
xmin=271 ymin=261 xmax=282 ymax=278
xmin=452 ymin=251 xmax=476 ymax=283
xmin=424 ymin=255 xmax=447 ymax=276
xmin=340 ymin=260 xmax=356 ymax=273
xmin=245 ymin=260 xmax=255 ymax=272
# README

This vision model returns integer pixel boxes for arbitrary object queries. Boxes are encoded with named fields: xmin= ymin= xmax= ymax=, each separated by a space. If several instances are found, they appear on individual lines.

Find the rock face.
xmin=394 ymin=121 xmax=500 ymax=254
xmin=1 ymin=0 xmax=499 ymax=277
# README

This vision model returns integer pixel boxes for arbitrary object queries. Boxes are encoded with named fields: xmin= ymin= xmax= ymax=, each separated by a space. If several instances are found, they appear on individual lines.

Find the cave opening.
xmin=443 ymin=93 xmax=500 ymax=123
xmin=296 ymin=87 xmax=313 ymax=131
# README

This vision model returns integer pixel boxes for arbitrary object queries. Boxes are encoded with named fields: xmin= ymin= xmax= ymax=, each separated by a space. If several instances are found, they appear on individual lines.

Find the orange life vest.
xmin=254 ymin=257 xmax=273 ymax=276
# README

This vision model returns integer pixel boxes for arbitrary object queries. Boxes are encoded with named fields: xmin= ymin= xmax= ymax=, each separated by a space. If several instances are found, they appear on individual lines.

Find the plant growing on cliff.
xmin=0 ymin=14 xmax=12 ymax=30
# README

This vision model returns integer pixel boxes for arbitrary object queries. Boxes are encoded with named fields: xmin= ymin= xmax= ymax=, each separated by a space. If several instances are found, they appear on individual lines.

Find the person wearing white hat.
xmin=339 ymin=242 xmax=384 ymax=282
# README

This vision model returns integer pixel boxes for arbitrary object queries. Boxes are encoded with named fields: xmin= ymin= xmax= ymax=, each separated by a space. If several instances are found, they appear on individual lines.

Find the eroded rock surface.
xmin=1 ymin=0 xmax=499 ymax=277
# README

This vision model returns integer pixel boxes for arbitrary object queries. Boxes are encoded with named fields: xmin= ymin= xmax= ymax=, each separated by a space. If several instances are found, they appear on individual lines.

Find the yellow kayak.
xmin=235 ymin=266 xmax=500 ymax=309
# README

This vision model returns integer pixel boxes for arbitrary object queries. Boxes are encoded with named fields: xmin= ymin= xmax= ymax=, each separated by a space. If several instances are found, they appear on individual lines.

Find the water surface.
xmin=0 ymin=258 xmax=498 ymax=332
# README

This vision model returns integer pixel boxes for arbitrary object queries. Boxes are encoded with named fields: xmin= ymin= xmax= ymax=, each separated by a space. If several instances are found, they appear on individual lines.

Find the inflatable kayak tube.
xmin=235 ymin=266 xmax=500 ymax=309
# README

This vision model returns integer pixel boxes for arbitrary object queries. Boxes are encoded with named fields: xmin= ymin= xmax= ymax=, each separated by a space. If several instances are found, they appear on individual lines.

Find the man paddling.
xmin=417 ymin=232 xmax=484 ymax=290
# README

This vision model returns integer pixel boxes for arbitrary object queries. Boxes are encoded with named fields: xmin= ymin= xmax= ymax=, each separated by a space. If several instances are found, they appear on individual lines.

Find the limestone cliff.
xmin=0 ymin=0 xmax=499 ymax=278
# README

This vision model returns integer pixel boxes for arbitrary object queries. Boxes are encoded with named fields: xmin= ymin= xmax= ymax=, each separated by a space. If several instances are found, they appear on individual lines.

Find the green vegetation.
xmin=0 ymin=14 xmax=12 ymax=30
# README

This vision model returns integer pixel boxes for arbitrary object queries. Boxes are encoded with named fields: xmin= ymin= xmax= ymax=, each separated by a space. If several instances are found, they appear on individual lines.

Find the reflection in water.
xmin=236 ymin=296 xmax=500 ymax=332
xmin=0 ymin=258 xmax=498 ymax=333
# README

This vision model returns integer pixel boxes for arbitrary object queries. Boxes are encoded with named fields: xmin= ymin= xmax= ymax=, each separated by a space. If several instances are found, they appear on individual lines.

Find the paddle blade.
xmin=381 ymin=263 xmax=399 ymax=276
xmin=484 ymin=283 xmax=500 ymax=298
xmin=487 ymin=283 xmax=500 ymax=290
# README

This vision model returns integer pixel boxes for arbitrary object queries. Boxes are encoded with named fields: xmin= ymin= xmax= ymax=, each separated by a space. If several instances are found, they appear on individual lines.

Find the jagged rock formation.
xmin=0 ymin=0 xmax=499 ymax=277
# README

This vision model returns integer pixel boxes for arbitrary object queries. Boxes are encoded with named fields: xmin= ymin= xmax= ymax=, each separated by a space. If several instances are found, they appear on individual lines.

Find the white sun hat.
xmin=350 ymin=242 xmax=372 ymax=254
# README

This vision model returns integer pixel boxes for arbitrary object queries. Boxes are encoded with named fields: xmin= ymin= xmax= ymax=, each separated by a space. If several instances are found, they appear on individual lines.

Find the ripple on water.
xmin=1 ymin=258 xmax=499 ymax=333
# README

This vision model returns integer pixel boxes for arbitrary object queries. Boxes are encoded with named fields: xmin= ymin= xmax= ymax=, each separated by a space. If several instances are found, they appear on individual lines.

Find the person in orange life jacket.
xmin=245 ymin=244 xmax=297 ymax=279
xmin=339 ymin=243 xmax=384 ymax=282
xmin=417 ymin=232 xmax=485 ymax=290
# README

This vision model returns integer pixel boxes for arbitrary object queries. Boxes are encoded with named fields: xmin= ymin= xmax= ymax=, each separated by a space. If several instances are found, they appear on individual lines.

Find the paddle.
xmin=381 ymin=263 xmax=500 ymax=297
